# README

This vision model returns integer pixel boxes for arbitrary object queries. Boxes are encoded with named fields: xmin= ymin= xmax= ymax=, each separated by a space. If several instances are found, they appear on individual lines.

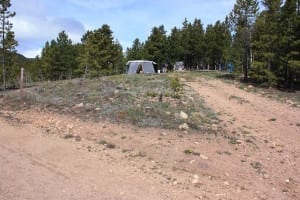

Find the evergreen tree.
xmin=229 ymin=0 xmax=259 ymax=81
xmin=167 ymin=27 xmax=185 ymax=64
xmin=126 ymin=38 xmax=144 ymax=60
xmin=0 ymin=0 xmax=15 ymax=89
xmin=279 ymin=0 xmax=300 ymax=89
xmin=4 ymin=30 xmax=18 ymax=85
xmin=205 ymin=21 xmax=231 ymax=70
xmin=80 ymin=24 xmax=124 ymax=77
xmin=143 ymin=25 xmax=168 ymax=69
xmin=40 ymin=31 xmax=78 ymax=80
xmin=251 ymin=0 xmax=282 ymax=85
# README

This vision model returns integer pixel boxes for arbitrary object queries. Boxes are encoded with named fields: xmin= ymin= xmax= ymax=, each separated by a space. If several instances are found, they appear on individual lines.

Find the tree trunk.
xmin=2 ymin=12 xmax=5 ymax=90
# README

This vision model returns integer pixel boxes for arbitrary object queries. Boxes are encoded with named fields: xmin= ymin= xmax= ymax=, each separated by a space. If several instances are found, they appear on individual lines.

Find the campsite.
xmin=1 ymin=0 xmax=300 ymax=199
xmin=1 ymin=72 xmax=299 ymax=199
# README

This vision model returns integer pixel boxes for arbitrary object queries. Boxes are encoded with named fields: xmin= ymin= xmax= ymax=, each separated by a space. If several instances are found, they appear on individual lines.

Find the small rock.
xmin=179 ymin=123 xmax=189 ymax=130
xmin=74 ymin=103 xmax=84 ymax=108
xmin=188 ymin=96 xmax=194 ymax=102
xmin=192 ymin=179 xmax=199 ymax=184
xmin=285 ymin=179 xmax=290 ymax=184
xmin=180 ymin=111 xmax=189 ymax=119
xmin=193 ymin=174 xmax=199 ymax=179
xmin=211 ymin=124 xmax=218 ymax=131
xmin=192 ymin=174 xmax=199 ymax=184
xmin=223 ymin=181 xmax=229 ymax=186
xmin=160 ymin=132 xmax=167 ymax=136
xmin=165 ymin=111 xmax=171 ymax=115
xmin=248 ymin=85 xmax=253 ymax=89
xmin=200 ymin=154 xmax=208 ymax=160
xmin=144 ymin=106 xmax=154 ymax=112
xmin=190 ymin=160 xmax=195 ymax=164
xmin=67 ymin=124 xmax=74 ymax=130
xmin=95 ymin=107 xmax=101 ymax=111
xmin=236 ymin=140 xmax=243 ymax=145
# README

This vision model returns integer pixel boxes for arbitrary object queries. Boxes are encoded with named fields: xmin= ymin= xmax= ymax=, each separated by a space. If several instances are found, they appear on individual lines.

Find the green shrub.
xmin=249 ymin=62 xmax=277 ymax=86
xmin=170 ymin=77 xmax=182 ymax=92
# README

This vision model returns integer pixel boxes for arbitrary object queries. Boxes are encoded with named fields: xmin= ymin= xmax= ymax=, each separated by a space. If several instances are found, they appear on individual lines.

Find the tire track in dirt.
xmin=0 ymin=143 xmax=70 ymax=180
xmin=187 ymin=78 xmax=300 ymax=199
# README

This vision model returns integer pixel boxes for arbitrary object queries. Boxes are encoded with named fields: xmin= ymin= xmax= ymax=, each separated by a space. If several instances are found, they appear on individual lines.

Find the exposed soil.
xmin=0 ymin=77 xmax=299 ymax=200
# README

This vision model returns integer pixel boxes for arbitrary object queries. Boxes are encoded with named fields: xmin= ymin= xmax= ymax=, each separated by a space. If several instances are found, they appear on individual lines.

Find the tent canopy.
xmin=126 ymin=60 xmax=156 ymax=74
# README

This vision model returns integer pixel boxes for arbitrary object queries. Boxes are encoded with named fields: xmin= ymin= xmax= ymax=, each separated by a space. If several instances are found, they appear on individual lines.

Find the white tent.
xmin=126 ymin=60 xmax=156 ymax=74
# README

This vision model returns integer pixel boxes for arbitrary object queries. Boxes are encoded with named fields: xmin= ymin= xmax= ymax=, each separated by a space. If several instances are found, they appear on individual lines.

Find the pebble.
xmin=192 ymin=174 xmax=199 ymax=184
xmin=193 ymin=174 xmax=199 ymax=179
xmin=223 ymin=181 xmax=229 ymax=186
xmin=180 ymin=111 xmax=189 ymax=119
xmin=200 ymin=154 xmax=208 ymax=160
xmin=160 ymin=132 xmax=167 ymax=136
xmin=179 ymin=123 xmax=189 ymax=130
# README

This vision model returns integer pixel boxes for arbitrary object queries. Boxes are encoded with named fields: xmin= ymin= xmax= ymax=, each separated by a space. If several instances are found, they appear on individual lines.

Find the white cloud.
xmin=10 ymin=0 xmax=237 ymax=57
xmin=22 ymin=48 xmax=42 ymax=58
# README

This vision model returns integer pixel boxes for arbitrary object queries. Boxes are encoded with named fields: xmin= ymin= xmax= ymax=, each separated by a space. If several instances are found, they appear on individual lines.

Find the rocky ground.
xmin=0 ymin=76 xmax=299 ymax=200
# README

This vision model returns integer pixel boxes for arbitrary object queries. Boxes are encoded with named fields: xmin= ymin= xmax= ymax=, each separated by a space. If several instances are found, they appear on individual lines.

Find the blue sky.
xmin=11 ymin=0 xmax=236 ymax=58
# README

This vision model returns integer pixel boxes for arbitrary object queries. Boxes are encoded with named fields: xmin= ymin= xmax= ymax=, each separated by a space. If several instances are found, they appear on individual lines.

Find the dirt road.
xmin=0 ymin=78 xmax=299 ymax=199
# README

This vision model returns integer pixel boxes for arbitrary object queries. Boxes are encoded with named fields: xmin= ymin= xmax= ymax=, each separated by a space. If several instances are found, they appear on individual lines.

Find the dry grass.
xmin=1 ymin=74 xmax=219 ymax=131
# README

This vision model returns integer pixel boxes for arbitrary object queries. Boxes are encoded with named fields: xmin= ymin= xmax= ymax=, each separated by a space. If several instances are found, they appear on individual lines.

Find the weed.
xmin=184 ymin=149 xmax=193 ymax=154
xmin=131 ymin=151 xmax=147 ymax=157
xmin=97 ymin=140 xmax=116 ymax=149
xmin=183 ymin=149 xmax=200 ymax=156
xmin=223 ymin=151 xmax=232 ymax=155
xmin=122 ymin=149 xmax=129 ymax=153
xmin=106 ymin=143 xmax=116 ymax=149
xmin=229 ymin=95 xmax=249 ymax=104
xmin=146 ymin=91 xmax=158 ymax=97
xmin=245 ymin=138 xmax=255 ymax=144
xmin=170 ymin=77 xmax=182 ymax=92
xmin=3 ymin=74 xmax=219 ymax=131
xmin=98 ymin=140 xmax=108 ymax=145
xmin=63 ymin=134 xmax=74 ymax=139
xmin=251 ymin=162 xmax=263 ymax=174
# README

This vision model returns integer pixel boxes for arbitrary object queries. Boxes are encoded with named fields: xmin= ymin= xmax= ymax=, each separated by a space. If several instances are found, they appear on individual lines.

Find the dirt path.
xmin=0 ymin=118 xmax=179 ymax=200
xmin=0 ymin=78 xmax=299 ymax=200
xmin=187 ymin=78 xmax=300 ymax=198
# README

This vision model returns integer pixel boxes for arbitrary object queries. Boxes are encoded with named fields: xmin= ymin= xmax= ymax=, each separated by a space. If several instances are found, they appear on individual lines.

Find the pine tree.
xmin=143 ymin=25 xmax=168 ymax=68
xmin=80 ymin=24 xmax=123 ymax=77
xmin=229 ymin=0 xmax=259 ymax=81
xmin=279 ymin=0 xmax=300 ymax=89
xmin=0 ymin=0 xmax=15 ymax=89
xmin=4 ymin=30 xmax=18 ymax=85
xmin=126 ymin=38 xmax=144 ymax=60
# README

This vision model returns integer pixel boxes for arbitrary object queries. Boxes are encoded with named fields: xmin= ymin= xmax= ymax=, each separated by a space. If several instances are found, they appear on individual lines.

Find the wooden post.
xmin=20 ymin=68 xmax=24 ymax=99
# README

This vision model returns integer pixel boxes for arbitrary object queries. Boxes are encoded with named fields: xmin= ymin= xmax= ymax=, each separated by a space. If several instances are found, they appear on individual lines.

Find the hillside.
xmin=0 ymin=72 xmax=299 ymax=200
